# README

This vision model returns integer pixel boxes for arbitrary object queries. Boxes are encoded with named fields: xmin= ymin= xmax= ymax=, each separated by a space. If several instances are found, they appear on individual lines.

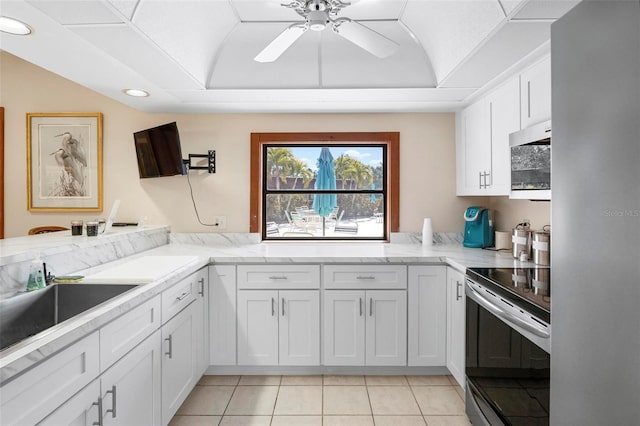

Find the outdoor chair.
xmin=285 ymin=211 xmax=307 ymax=232
xmin=266 ymin=222 xmax=279 ymax=236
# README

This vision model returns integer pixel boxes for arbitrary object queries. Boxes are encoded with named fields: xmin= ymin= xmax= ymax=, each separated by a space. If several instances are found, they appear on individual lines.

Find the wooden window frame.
xmin=250 ymin=132 xmax=399 ymax=240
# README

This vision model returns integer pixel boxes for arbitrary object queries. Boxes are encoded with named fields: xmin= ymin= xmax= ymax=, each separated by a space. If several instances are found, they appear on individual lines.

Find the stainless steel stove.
xmin=465 ymin=267 xmax=551 ymax=426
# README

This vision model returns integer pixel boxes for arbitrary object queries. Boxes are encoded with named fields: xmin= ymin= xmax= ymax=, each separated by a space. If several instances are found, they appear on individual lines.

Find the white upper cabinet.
xmin=457 ymin=81 xmax=518 ymax=197
xmin=520 ymin=56 xmax=552 ymax=129
xmin=486 ymin=77 xmax=521 ymax=195
xmin=457 ymin=99 xmax=491 ymax=195
xmin=457 ymin=55 xmax=550 ymax=196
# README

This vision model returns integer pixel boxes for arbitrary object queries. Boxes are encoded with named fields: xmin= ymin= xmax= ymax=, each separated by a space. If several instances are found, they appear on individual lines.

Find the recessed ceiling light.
xmin=0 ymin=17 xmax=32 ymax=35
xmin=124 ymin=89 xmax=149 ymax=97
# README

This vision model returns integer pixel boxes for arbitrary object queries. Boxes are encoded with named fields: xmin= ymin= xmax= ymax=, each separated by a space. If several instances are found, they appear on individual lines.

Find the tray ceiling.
xmin=0 ymin=0 xmax=579 ymax=112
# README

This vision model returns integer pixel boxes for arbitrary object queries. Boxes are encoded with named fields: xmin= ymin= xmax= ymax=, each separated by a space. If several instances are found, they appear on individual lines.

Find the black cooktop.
xmin=467 ymin=267 xmax=551 ymax=322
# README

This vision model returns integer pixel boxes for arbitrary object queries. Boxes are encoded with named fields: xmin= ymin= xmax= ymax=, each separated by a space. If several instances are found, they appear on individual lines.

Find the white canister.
xmin=422 ymin=218 xmax=433 ymax=246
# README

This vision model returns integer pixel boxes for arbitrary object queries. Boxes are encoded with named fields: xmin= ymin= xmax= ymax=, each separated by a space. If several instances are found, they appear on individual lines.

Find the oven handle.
xmin=466 ymin=280 xmax=550 ymax=339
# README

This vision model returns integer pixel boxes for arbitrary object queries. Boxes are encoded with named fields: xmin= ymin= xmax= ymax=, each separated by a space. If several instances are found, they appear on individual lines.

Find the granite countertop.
xmin=0 ymin=228 xmax=538 ymax=385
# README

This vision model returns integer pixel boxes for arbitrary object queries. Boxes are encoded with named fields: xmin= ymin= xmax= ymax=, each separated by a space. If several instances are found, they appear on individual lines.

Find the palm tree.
xmin=334 ymin=154 xmax=356 ymax=189
xmin=350 ymin=161 xmax=374 ymax=210
xmin=285 ymin=158 xmax=313 ymax=212
xmin=266 ymin=147 xmax=294 ymax=190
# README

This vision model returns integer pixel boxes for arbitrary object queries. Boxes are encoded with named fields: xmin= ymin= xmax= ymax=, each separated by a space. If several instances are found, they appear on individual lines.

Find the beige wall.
xmin=0 ymin=52 xmax=549 ymax=238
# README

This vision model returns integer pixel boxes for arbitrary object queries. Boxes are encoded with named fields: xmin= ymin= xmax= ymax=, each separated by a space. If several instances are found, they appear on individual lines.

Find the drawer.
xmin=100 ymin=295 xmax=161 ymax=371
xmin=324 ymin=265 xmax=407 ymax=289
xmin=0 ymin=332 xmax=99 ymax=426
xmin=162 ymin=276 xmax=196 ymax=323
xmin=237 ymin=265 xmax=320 ymax=289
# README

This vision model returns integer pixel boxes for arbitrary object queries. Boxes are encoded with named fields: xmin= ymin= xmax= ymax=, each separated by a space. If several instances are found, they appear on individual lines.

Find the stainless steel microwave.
xmin=509 ymin=120 xmax=551 ymax=200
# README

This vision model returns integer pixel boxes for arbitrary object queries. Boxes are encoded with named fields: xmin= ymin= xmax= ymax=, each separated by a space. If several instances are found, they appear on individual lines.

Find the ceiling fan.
xmin=254 ymin=0 xmax=399 ymax=63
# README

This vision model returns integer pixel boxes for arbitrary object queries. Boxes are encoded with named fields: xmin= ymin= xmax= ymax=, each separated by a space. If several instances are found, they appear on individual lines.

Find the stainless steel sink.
xmin=0 ymin=284 xmax=137 ymax=351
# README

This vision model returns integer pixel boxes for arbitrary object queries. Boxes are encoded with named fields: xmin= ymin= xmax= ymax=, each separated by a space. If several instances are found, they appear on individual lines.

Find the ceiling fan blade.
xmin=334 ymin=20 xmax=398 ymax=58
xmin=254 ymin=24 xmax=307 ymax=63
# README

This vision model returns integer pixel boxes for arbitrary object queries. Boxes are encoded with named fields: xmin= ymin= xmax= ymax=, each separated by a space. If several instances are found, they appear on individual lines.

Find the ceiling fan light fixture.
xmin=0 ymin=16 xmax=32 ymax=35
xmin=308 ymin=10 xmax=328 ymax=31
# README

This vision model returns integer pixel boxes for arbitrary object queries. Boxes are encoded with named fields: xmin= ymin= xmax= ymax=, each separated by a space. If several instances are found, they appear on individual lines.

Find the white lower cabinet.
xmin=324 ymin=290 xmax=407 ymax=366
xmin=162 ymin=300 xmax=198 ymax=425
xmin=408 ymin=266 xmax=447 ymax=366
xmin=192 ymin=268 xmax=209 ymax=376
xmin=237 ymin=289 xmax=320 ymax=366
xmin=1 ymin=333 xmax=100 ymax=426
xmin=209 ymin=265 xmax=237 ymax=365
xmin=41 ymin=330 xmax=162 ymax=425
xmin=446 ymin=267 xmax=466 ymax=387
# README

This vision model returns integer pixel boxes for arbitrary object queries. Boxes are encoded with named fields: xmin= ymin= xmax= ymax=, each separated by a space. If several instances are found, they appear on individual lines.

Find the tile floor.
xmin=170 ymin=375 xmax=470 ymax=426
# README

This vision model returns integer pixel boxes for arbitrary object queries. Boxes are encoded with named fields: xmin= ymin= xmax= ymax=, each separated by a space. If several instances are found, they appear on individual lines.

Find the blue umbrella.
xmin=312 ymin=148 xmax=337 ymax=235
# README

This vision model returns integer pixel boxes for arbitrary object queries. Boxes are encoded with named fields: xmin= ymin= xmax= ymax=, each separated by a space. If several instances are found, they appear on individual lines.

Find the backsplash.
xmin=0 ymin=226 xmax=170 ymax=299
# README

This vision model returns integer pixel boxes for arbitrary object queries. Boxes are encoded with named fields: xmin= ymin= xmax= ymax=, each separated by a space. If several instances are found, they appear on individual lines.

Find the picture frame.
xmin=27 ymin=112 xmax=103 ymax=212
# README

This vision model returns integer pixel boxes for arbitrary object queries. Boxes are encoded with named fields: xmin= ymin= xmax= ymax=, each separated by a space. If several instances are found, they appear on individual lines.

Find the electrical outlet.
xmin=212 ymin=216 xmax=227 ymax=229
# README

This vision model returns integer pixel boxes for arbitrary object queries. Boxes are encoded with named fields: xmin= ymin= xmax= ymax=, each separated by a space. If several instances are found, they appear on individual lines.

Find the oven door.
xmin=465 ymin=278 xmax=550 ymax=426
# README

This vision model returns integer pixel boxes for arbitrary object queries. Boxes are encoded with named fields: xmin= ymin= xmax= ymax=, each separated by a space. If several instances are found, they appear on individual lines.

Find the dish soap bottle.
xmin=26 ymin=255 xmax=46 ymax=291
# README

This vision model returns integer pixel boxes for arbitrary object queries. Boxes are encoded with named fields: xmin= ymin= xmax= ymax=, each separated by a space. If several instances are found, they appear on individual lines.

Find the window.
xmin=250 ymin=132 xmax=399 ymax=240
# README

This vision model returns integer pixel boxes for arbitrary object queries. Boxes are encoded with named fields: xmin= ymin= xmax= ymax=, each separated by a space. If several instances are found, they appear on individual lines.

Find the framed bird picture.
xmin=27 ymin=112 xmax=103 ymax=211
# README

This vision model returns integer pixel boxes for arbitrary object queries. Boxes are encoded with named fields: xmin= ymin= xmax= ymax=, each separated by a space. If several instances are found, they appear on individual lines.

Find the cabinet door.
xmin=521 ymin=56 xmax=551 ymax=128
xmin=192 ymin=268 xmax=209 ymax=377
xmin=279 ymin=290 xmax=320 ymax=366
xmin=366 ymin=290 xmax=407 ymax=366
xmin=460 ymin=100 xmax=491 ymax=195
xmin=38 ymin=381 xmax=101 ymax=426
xmin=162 ymin=302 xmax=197 ymax=425
xmin=102 ymin=330 xmax=162 ymax=426
xmin=408 ymin=266 xmax=447 ymax=366
xmin=323 ymin=290 xmax=365 ymax=366
xmin=210 ymin=265 xmax=237 ymax=366
xmin=237 ymin=290 xmax=279 ymax=365
xmin=0 ymin=332 xmax=99 ymax=426
xmin=487 ymin=77 xmax=520 ymax=195
xmin=446 ymin=268 xmax=466 ymax=387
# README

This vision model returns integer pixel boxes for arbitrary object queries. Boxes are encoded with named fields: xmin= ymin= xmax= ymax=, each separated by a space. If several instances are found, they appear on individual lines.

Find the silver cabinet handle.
xmin=359 ymin=298 xmax=363 ymax=316
xmin=527 ymin=80 xmax=531 ymax=118
xmin=269 ymin=275 xmax=287 ymax=280
xmin=165 ymin=335 xmax=173 ymax=359
xmin=456 ymin=281 xmax=462 ymax=301
xmin=271 ymin=297 xmax=275 ymax=316
xmin=105 ymin=385 xmax=117 ymax=418
xmin=369 ymin=297 xmax=373 ymax=316
xmin=282 ymin=297 xmax=285 ymax=316
xmin=198 ymin=278 xmax=205 ymax=296
xmin=176 ymin=291 xmax=190 ymax=301
xmin=92 ymin=397 xmax=103 ymax=426
xmin=479 ymin=171 xmax=482 ymax=189
xmin=356 ymin=275 xmax=375 ymax=280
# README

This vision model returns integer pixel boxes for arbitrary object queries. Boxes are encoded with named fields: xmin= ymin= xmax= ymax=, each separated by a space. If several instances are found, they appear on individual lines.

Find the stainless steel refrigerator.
xmin=550 ymin=1 xmax=640 ymax=424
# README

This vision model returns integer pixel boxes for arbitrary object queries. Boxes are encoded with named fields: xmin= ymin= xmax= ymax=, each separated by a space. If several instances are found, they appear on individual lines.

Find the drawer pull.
xmin=369 ymin=297 xmax=373 ymax=316
xmin=269 ymin=275 xmax=288 ymax=280
xmin=356 ymin=275 xmax=375 ymax=280
xmin=456 ymin=281 xmax=463 ymax=301
xmin=282 ymin=297 xmax=285 ymax=316
xmin=359 ymin=298 xmax=363 ymax=316
xmin=165 ymin=335 xmax=173 ymax=359
xmin=92 ymin=397 xmax=103 ymax=426
xmin=176 ymin=291 xmax=190 ymax=301
xmin=198 ymin=278 xmax=205 ymax=296
xmin=271 ymin=297 xmax=275 ymax=316
xmin=106 ymin=385 xmax=117 ymax=418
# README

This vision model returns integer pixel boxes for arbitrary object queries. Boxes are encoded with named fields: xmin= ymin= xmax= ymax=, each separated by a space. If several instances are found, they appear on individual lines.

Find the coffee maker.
xmin=463 ymin=207 xmax=494 ymax=248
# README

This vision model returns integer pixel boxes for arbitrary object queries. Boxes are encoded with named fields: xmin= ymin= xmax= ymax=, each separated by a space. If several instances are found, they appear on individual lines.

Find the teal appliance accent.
xmin=463 ymin=207 xmax=494 ymax=248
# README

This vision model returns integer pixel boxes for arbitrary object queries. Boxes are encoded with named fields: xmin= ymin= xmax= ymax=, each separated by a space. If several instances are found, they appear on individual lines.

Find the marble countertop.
xmin=0 ymin=229 xmax=538 ymax=385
